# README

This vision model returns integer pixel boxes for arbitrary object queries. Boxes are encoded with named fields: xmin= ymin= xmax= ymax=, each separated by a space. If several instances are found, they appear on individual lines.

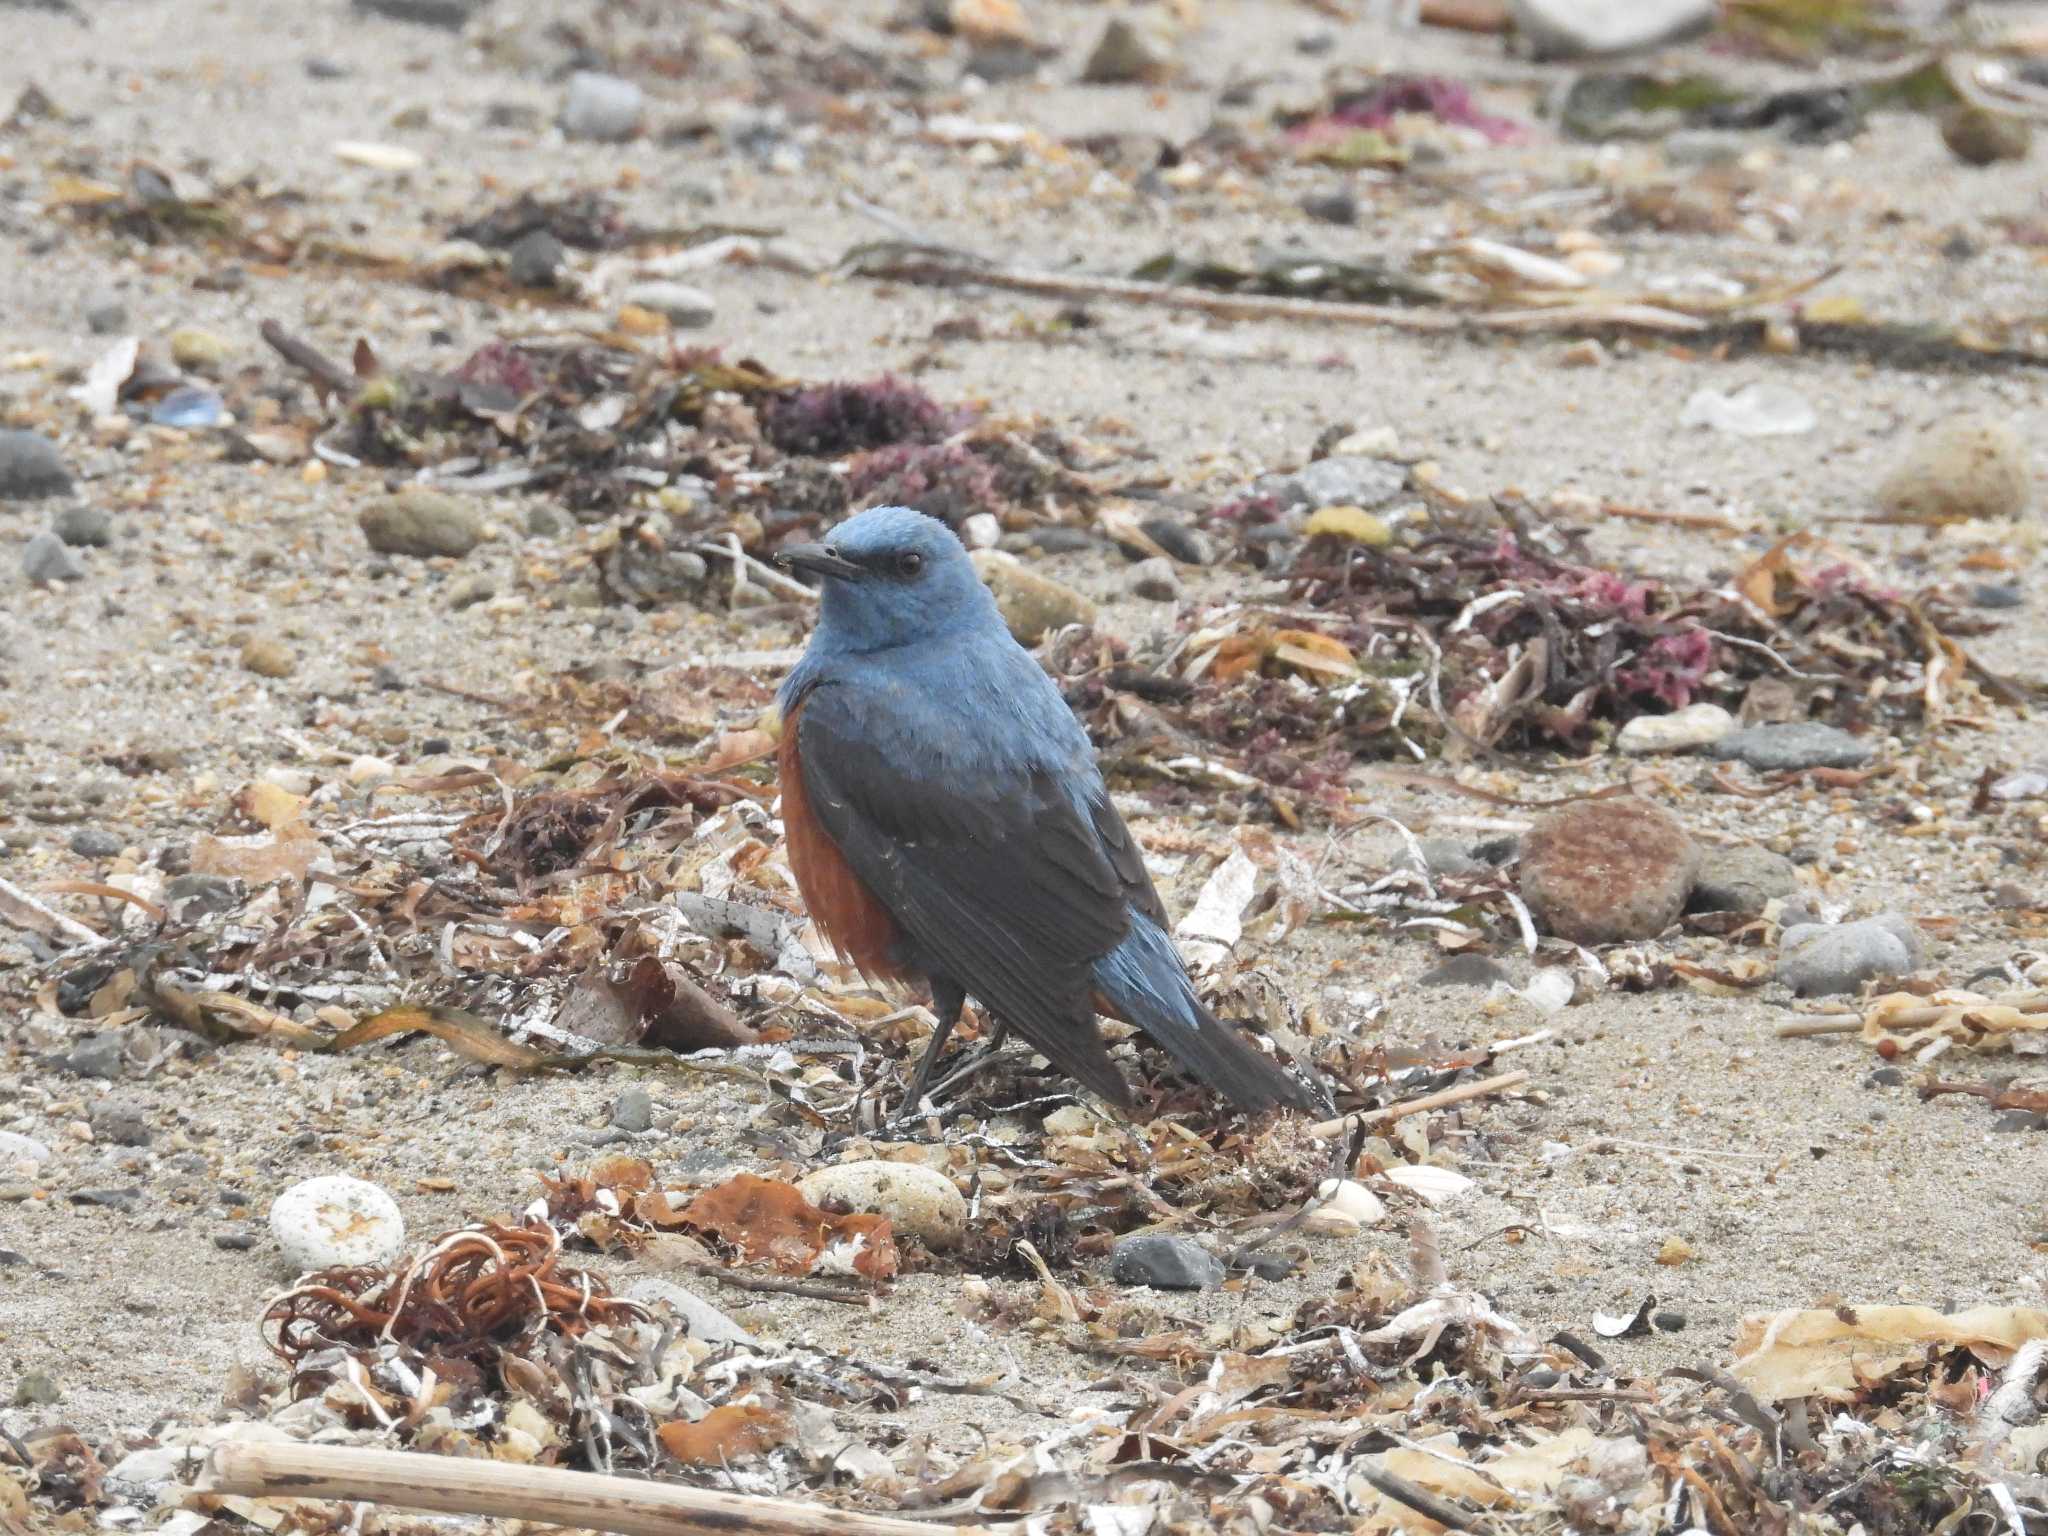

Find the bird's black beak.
xmin=775 ymin=542 xmax=865 ymax=582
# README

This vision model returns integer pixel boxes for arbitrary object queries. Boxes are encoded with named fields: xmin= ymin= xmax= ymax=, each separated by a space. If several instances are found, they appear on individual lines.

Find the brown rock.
xmin=1517 ymin=798 xmax=1699 ymax=945
xmin=359 ymin=489 xmax=484 ymax=558
xmin=1940 ymin=105 xmax=2030 ymax=168
xmin=239 ymin=636 xmax=296 ymax=678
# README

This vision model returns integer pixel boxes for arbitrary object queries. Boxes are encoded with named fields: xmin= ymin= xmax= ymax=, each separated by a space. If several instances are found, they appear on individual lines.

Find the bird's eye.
xmin=895 ymin=551 xmax=925 ymax=577
xmin=823 ymin=545 xmax=841 ymax=560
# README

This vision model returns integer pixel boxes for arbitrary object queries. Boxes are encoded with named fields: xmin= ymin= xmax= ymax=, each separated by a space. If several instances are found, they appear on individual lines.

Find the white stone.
xmin=798 ymin=1159 xmax=966 ymax=1250
xmin=0 ymin=1130 xmax=51 ymax=1166
xmin=1508 ymin=0 xmax=1714 ymax=60
xmin=269 ymin=1175 xmax=406 ymax=1272
xmin=1615 ymin=702 xmax=1735 ymax=755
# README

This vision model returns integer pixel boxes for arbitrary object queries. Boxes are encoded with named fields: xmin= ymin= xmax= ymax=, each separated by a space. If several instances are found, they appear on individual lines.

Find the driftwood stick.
xmin=0 ymin=873 xmax=108 ymax=948
xmin=199 ymin=1441 xmax=990 ymax=1536
xmin=1308 ymin=1069 xmax=1530 ymax=1140
xmin=1773 ymin=1018 xmax=1863 ymax=1038
xmin=1776 ymin=993 xmax=2048 ymax=1038
xmin=852 ymin=253 xmax=1708 ymax=337
xmin=1352 ymin=1459 xmax=1491 ymax=1533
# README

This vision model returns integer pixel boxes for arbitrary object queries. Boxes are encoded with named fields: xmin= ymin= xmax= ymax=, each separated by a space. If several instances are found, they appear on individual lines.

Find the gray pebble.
xmin=1417 ymin=954 xmax=1513 ymax=989
xmin=1993 ymin=1110 xmax=2046 ymax=1133
xmin=359 ymin=489 xmax=483 ymax=559
xmin=1139 ymin=517 xmax=1214 ymax=565
xmin=88 ymin=1097 xmax=152 ymax=1146
xmin=1709 ymin=723 xmax=1873 ymax=773
xmin=0 ymin=430 xmax=73 ymax=500
xmin=68 ymin=1186 xmax=142 ymax=1212
xmin=1128 ymin=556 xmax=1182 ymax=602
xmin=1301 ymin=188 xmax=1358 ymax=225
xmin=1110 ymin=1233 xmax=1224 ymax=1290
xmin=85 ymin=297 xmax=129 ymax=335
xmin=610 ymin=1086 xmax=654 ymax=1133
xmin=507 ymin=229 xmax=565 ymax=288
xmin=526 ymin=504 xmax=570 ymax=538
xmin=353 ymin=0 xmax=482 ymax=26
xmin=1777 ymin=916 xmax=1921 ymax=997
xmin=1864 ymin=1066 xmax=1905 ymax=1088
xmin=212 ymin=1230 xmax=259 ymax=1250
xmin=52 ymin=505 xmax=112 ymax=548
xmin=1972 ymin=583 xmax=2024 ymax=610
xmin=68 ymin=828 xmax=124 ymax=858
xmin=1652 ymin=1310 xmax=1688 ymax=1332
xmin=23 ymin=529 xmax=85 ymax=583
xmin=561 ymin=71 xmax=645 ymax=142
xmin=1254 ymin=454 xmax=1406 ymax=513
xmin=626 ymin=1277 xmax=758 ymax=1345
xmin=64 ymin=1031 xmax=130 ymax=1080
xmin=1688 ymin=844 xmax=1800 ymax=914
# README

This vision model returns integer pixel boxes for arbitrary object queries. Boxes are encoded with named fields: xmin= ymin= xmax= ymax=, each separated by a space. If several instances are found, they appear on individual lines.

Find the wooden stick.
xmin=1773 ymin=1018 xmax=1862 ymax=1038
xmin=1776 ymin=994 xmax=2048 ymax=1038
xmin=853 ymin=253 xmax=1708 ymax=338
xmin=199 ymin=1441 xmax=989 ymax=1536
xmin=0 ymin=873 xmax=107 ymax=947
xmin=1308 ymin=1069 xmax=1529 ymax=1140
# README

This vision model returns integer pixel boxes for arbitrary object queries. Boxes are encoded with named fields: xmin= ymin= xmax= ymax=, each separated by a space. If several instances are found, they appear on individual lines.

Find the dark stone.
xmin=1993 ymin=1110 xmax=2046 ymax=1133
xmin=610 ymin=1085 xmax=654 ymax=1133
xmin=0 ymin=430 xmax=73 ymax=500
xmin=52 ymin=505 xmax=112 ymax=547
xmin=1653 ymin=1310 xmax=1687 ymax=1332
xmin=1863 ymin=1066 xmax=1906 ymax=1088
xmin=1301 ymin=188 xmax=1358 ymax=225
xmin=64 ymin=1030 xmax=129 ymax=1080
xmin=1239 ymin=1250 xmax=1298 ymax=1281
xmin=68 ymin=1187 xmax=142 ymax=1212
xmin=1138 ymin=517 xmax=1214 ymax=566
xmin=88 ymin=1097 xmax=151 ymax=1146
xmin=352 ymin=0 xmax=482 ymax=27
xmin=1110 ymin=1233 xmax=1225 ymax=1291
xmin=213 ymin=1230 xmax=258 ymax=1250
xmin=1972 ymin=583 xmax=2024 ymax=610
xmin=507 ymin=229 xmax=565 ymax=288
xmin=1709 ymin=723 xmax=1873 ymax=773
xmin=68 ymin=828 xmax=123 ymax=858
xmin=419 ymin=736 xmax=451 ymax=755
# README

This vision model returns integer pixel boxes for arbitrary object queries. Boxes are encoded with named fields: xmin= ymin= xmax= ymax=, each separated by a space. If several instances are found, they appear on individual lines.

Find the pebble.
xmin=214 ymin=1230 xmax=259 ymax=1250
xmin=353 ymin=0 xmax=484 ymax=27
xmin=561 ymin=71 xmax=644 ymax=142
xmin=621 ymin=281 xmax=717 ymax=328
xmin=240 ymin=636 xmax=296 ymax=678
xmin=1864 ymin=1066 xmax=1906 ymax=1088
xmin=12 ymin=1371 xmax=60 ymax=1407
xmin=70 ymin=1187 xmax=141 ymax=1212
xmin=1403 ymin=838 xmax=1487 ymax=879
xmin=1507 ymin=0 xmax=1713 ymax=59
xmin=1615 ymin=703 xmax=1735 ymax=755
xmin=89 ymin=1097 xmax=152 ymax=1147
xmin=23 ymin=529 xmax=85 ymax=582
xmin=625 ymin=1277 xmax=759 ymax=1346
xmin=609 ymin=1086 xmax=654 ymax=1133
xmin=1128 ymin=556 xmax=1182 ymax=602
xmin=1517 ymin=798 xmax=1700 ymax=945
xmin=64 ymin=1030 xmax=130 ymax=1080
xmin=507 ymin=229 xmax=566 ymax=288
xmin=1709 ymin=722 xmax=1872 ymax=773
xmin=1876 ymin=413 xmax=2030 ymax=524
xmin=1080 ymin=15 xmax=1173 ymax=84
xmin=1109 ymin=1233 xmax=1224 ymax=1291
xmin=1776 ymin=916 xmax=1923 ymax=997
xmin=270 ymin=1175 xmax=407 ymax=1271
xmin=169 ymin=327 xmax=232 ymax=375
xmin=798 ymin=1159 xmax=965 ymax=1251
xmin=1941 ymin=105 xmax=2031 ymax=167
xmin=1256 ymin=454 xmax=1406 ymax=513
xmin=1973 ymin=583 xmax=2024 ymax=610
xmin=85 ymin=297 xmax=129 ymax=334
xmin=970 ymin=551 xmax=1098 ymax=645
xmin=1140 ymin=517 xmax=1214 ymax=565
xmin=957 ymin=512 xmax=1001 ymax=549
xmin=68 ymin=828 xmax=123 ymax=858
xmin=0 ymin=430 xmax=73 ymax=500
xmin=1993 ymin=1110 xmax=2047 ymax=1133
xmin=359 ymin=489 xmax=484 ymax=558
xmin=1300 ymin=188 xmax=1358 ymax=226
xmin=526 ymin=504 xmax=570 ymax=538
xmin=1653 ymin=1310 xmax=1688 ymax=1332
xmin=1688 ymin=844 xmax=1800 ymax=914
xmin=1417 ymin=954 xmax=1513 ymax=989
xmin=0 ymin=1131 xmax=51 ymax=1167
xmin=52 ymin=504 xmax=112 ymax=548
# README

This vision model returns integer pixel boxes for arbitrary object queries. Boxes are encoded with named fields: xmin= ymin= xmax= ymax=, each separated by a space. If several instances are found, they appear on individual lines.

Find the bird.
xmin=771 ymin=505 xmax=1321 ymax=1117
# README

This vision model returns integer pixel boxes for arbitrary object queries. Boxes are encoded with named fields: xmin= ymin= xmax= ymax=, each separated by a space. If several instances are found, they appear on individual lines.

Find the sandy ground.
xmin=3 ymin=0 xmax=2048 ymax=1478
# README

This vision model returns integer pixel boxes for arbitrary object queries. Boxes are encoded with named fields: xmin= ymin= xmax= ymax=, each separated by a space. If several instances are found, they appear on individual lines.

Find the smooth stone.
xmin=1110 ymin=1233 xmax=1224 ymax=1291
xmin=1876 ymin=413 xmax=2030 ymax=524
xmin=561 ymin=71 xmax=644 ymax=142
xmin=0 ymin=430 xmax=73 ymax=500
xmin=1301 ymin=188 xmax=1359 ymax=225
xmin=353 ymin=0 xmax=484 ymax=26
xmin=85 ymin=298 xmax=129 ymax=334
xmin=970 ymin=550 xmax=1098 ymax=646
xmin=0 ymin=1131 xmax=51 ymax=1166
xmin=64 ymin=1030 xmax=130 ymax=1080
xmin=23 ymin=529 xmax=85 ymax=582
xmin=359 ymin=489 xmax=483 ymax=558
xmin=1615 ymin=702 xmax=1734 ymax=755
xmin=1080 ymin=15 xmax=1174 ymax=84
xmin=169 ymin=327 xmax=232 ymax=375
xmin=799 ymin=1159 xmax=966 ymax=1251
xmin=1417 ymin=954 xmax=1513 ymax=989
xmin=1973 ymin=583 xmax=2024 ymax=610
xmin=1507 ymin=0 xmax=1714 ymax=60
xmin=1993 ymin=1110 xmax=2047 ymax=1133
xmin=1139 ymin=518 xmax=1214 ymax=565
xmin=269 ymin=1175 xmax=406 ymax=1271
xmin=1688 ymin=844 xmax=1800 ymax=914
xmin=52 ymin=504 xmax=112 ymax=548
xmin=1518 ymin=798 xmax=1701 ymax=945
xmin=88 ymin=1096 xmax=152 ymax=1147
xmin=621 ymin=281 xmax=716 ymax=328
xmin=609 ymin=1086 xmax=654 ymax=1133
xmin=1709 ymin=723 xmax=1873 ymax=773
xmin=1128 ymin=556 xmax=1182 ymax=602
xmin=507 ymin=229 xmax=566 ymax=288
xmin=625 ymin=1277 xmax=759 ymax=1346
xmin=1942 ymin=105 xmax=2031 ymax=167
xmin=1776 ymin=917 xmax=1922 ymax=997
xmin=1255 ymin=454 xmax=1406 ymax=513
xmin=240 ymin=636 xmax=296 ymax=678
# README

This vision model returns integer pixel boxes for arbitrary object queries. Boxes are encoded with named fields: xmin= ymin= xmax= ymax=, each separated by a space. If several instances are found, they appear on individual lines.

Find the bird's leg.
xmin=898 ymin=978 xmax=966 ymax=1121
xmin=922 ymin=1018 xmax=1014 ymax=1102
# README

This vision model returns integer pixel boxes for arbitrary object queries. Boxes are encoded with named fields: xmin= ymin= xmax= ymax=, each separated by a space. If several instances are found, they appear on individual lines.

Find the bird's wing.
xmin=796 ymin=685 xmax=1135 ymax=1105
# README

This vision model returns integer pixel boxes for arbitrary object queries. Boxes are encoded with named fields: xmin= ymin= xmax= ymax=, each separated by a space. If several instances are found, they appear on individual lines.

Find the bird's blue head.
xmin=777 ymin=506 xmax=998 ymax=655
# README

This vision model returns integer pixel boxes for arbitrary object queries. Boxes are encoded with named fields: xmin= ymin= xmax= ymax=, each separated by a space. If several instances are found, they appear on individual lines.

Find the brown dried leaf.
xmin=329 ymin=1005 xmax=552 ymax=1070
xmin=657 ymin=1404 xmax=793 ymax=1466
xmin=673 ymin=1172 xmax=899 ymax=1281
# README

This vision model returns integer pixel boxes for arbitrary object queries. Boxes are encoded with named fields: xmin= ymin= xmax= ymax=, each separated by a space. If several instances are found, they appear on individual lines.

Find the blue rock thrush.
xmin=774 ymin=506 xmax=1318 ymax=1116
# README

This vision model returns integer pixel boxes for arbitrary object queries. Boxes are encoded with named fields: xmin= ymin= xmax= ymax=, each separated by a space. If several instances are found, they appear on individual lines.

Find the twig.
xmin=1776 ymin=994 xmax=2048 ymax=1039
xmin=847 ymin=249 xmax=1710 ymax=338
xmin=0 ymin=873 xmax=108 ymax=948
xmin=258 ymin=318 xmax=358 ymax=398
xmin=200 ymin=1441 xmax=979 ymax=1536
xmin=692 ymin=1264 xmax=876 ymax=1306
xmin=1352 ymin=1460 xmax=1491 ymax=1533
xmin=1308 ymin=1069 xmax=1529 ymax=1140
xmin=1773 ymin=1018 xmax=1863 ymax=1038
xmin=1596 ymin=502 xmax=1750 ymax=534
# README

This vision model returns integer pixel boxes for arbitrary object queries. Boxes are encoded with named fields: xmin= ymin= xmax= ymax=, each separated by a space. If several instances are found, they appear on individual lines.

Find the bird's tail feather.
xmin=1093 ymin=924 xmax=1325 ymax=1115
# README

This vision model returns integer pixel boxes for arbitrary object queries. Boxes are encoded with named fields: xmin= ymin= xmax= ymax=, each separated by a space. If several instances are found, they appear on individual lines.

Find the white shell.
xmin=269 ymin=1175 xmax=406 ymax=1272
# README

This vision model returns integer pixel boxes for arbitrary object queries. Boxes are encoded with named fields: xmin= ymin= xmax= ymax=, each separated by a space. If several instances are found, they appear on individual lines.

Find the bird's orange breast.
xmin=778 ymin=695 xmax=908 ymax=982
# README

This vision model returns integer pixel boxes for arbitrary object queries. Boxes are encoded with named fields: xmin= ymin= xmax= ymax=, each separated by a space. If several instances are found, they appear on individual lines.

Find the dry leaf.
xmin=671 ymin=1172 xmax=899 ymax=1281
xmin=657 ymin=1404 xmax=793 ymax=1466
